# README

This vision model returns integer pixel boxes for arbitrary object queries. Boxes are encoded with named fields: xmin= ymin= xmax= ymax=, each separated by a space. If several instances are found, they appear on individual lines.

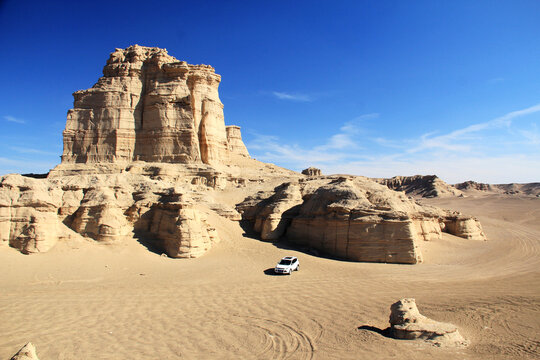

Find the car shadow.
xmin=357 ymin=325 xmax=393 ymax=339
xmin=263 ymin=268 xmax=282 ymax=276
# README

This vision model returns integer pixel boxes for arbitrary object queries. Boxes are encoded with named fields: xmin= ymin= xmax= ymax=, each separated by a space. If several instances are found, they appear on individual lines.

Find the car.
xmin=274 ymin=256 xmax=300 ymax=275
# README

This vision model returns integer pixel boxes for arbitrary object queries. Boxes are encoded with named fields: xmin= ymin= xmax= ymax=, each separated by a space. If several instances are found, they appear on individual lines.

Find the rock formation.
xmin=0 ymin=173 xmax=231 ymax=258
xmin=375 ymin=175 xmax=463 ymax=198
xmin=0 ymin=45 xmax=489 ymax=263
xmin=455 ymin=181 xmax=540 ymax=196
xmin=60 ymin=45 xmax=248 ymax=167
xmin=302 ymin=167 xmax=322 ymax=176
xmin=226 ymin=125 xmax=250 ymax=157
xmin=389 ymin=298 xmax=468 ymax=347
xmin=10 ymin=342 xmax=39 ymax=360
xmin=378 ymin=176 xmax=540 ymax=198
xmin=237 ymin=176 xmax=487 ymax=264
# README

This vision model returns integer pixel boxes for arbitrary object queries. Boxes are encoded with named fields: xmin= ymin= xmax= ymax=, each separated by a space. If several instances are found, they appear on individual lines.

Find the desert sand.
xmin=1 ymin=46 xmax=539 ymax=359
xmin=1 ymin=193 xmax=539 ymax=359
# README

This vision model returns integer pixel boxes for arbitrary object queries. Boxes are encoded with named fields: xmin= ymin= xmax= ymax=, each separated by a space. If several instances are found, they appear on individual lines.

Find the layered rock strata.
xmin=226 ymin=125 xmax=250 ymax=157
xmin=237 ymin=176 xmax=487 ymax=264
xmin=389 ymin=298 xmax=468 ymax=347
xmin=0 ymin=174 xmax=225 ymax=258
xmin=61 ymin=45 xmax=248 ymax=167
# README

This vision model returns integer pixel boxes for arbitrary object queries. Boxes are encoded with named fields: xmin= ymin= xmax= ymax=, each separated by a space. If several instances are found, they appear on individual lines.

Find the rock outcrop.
xmin=375 ymin=175 xmax=463 ymax=198
xmin=302 ymin=167 xmax=322 ymax=176
xmin=237 ymin=176 xmax=487 ymax=264
xmin=226 ymin=125 xmax=250 ymax=157
xmin=0 ymin=45 xmax=490 ymax=264
xmin=379 ymin=176 xmax=540 ymax=198
xmin=389 ymin=298 xmax=468 ymax=347
xmin=0 ymin=175 xmax=75 ymax=253
xmin=60 ymin=45 xmax=248 ymax=167
xmin=455 ymin=181 xmax=540 ymax=197
xmin=0 ymin=173 xmax=224 ymax=258
xmin=444 ymin=215 xmax=486 ymax=241
xmin=10 ymin=342 xmax=39 ymax=360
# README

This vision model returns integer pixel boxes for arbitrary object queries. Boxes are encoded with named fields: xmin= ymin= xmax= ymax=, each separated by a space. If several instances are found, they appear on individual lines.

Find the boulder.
xmin=389 ymin=298 xmax=468 ymax=347
xmin=10 ymin=342 xmax=39 ymax=360
xmin=444 ymin=215 xmax=486 ymax=241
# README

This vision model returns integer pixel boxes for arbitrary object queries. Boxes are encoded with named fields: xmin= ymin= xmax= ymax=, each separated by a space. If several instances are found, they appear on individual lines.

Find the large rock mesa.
xmin=61 ymin=45 xmax=248 ymax=167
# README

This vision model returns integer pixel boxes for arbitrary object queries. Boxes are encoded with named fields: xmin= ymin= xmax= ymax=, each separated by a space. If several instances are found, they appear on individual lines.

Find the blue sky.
xmin=1 ymin=0 xmax=539 ymax=183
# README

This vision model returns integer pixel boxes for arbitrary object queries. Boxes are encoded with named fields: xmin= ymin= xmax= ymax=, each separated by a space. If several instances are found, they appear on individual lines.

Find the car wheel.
xmin=289 ymin=269 xmax=292 ymax=275
xmin=296 ymin=265 xmax=299 ymax=271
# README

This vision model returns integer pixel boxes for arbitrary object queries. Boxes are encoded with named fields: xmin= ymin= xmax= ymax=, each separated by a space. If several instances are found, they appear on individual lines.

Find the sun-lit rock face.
xmin=389 ymin=298 xmax=468 ymax=347
xmin=237 ymin=176 xmax=487 ymax=264
xmin=61 ymin=45 xmax=248 ymax=166
xmin=226 ymin=125 xmax=250 ymax=157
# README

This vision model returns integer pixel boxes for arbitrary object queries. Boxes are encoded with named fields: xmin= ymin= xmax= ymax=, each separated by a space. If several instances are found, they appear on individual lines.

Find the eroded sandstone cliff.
xmin=61 ymin=45 xmax=247 ymax=166
xmin=237 ymin=176 xmax=486 ymax=264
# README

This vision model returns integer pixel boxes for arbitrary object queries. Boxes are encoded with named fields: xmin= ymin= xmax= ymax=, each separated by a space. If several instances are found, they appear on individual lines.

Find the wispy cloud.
xmin=3 ymin=115 xmax=26 ymax=124
xmin=314 ymin=113 xmax=378 ymax=151
xmin=408 ymin=103 xmax=540 ymax=153
xmin=272 ymin=91 xmax=312 ymax=102
xmin=9 ymin=146 xmax=58 ymax=156
xmin=246 ymin=104 xmax=540 ymax=183
xmin=518 ymin=124 xmax=540 ymax=145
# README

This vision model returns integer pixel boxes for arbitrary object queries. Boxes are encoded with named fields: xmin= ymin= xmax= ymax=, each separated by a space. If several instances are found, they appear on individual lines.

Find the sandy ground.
xmin=0 ymin=194 xmax=539 ymax=359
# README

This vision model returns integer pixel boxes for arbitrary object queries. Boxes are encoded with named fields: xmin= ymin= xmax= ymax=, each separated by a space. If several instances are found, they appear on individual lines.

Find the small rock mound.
xmin=301 ymin=167 xmax=322 ymax=176
xmin=10 ymin=342 xmax=39 ymax=360
xmin=389 ymin=298 xmax=468 ymax=347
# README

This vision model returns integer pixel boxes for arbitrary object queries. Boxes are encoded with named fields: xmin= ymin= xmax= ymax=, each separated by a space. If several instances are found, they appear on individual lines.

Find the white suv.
xmin=274 ymin=256 xmax=300 ymax=275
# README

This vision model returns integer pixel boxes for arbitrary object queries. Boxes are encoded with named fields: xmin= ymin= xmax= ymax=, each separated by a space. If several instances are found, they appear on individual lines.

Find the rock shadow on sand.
xmin=357 ymin=325 xmax=393 ymax=338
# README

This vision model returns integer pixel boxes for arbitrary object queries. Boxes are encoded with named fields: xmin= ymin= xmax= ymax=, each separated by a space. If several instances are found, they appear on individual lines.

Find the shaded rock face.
xmin=237 ymin=176 xmax=487 ymax=264
xmin=302 ymin=167 xmax=322 ymax=176
xmin=61 ymin=45 xmax=248 ymax=166
xmin=375 ymin=175 xmax=463 ymax=198
xmin=10 ymin=342 xmax=39 ymax=360
xmin=389 ymin=298 xmax=468 ymax=347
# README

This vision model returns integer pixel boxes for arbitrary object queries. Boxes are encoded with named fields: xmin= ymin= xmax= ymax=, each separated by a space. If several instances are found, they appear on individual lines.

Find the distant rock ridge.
xmin=455 ymin=180 xmax=540 ymax=196
xmin=60 ymin=45 xmax=249 ymax=167
xmin=376 ymin=175 xmax=540 ymax=198
xmin=374 ymin=175 xmax=463 ymax=198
